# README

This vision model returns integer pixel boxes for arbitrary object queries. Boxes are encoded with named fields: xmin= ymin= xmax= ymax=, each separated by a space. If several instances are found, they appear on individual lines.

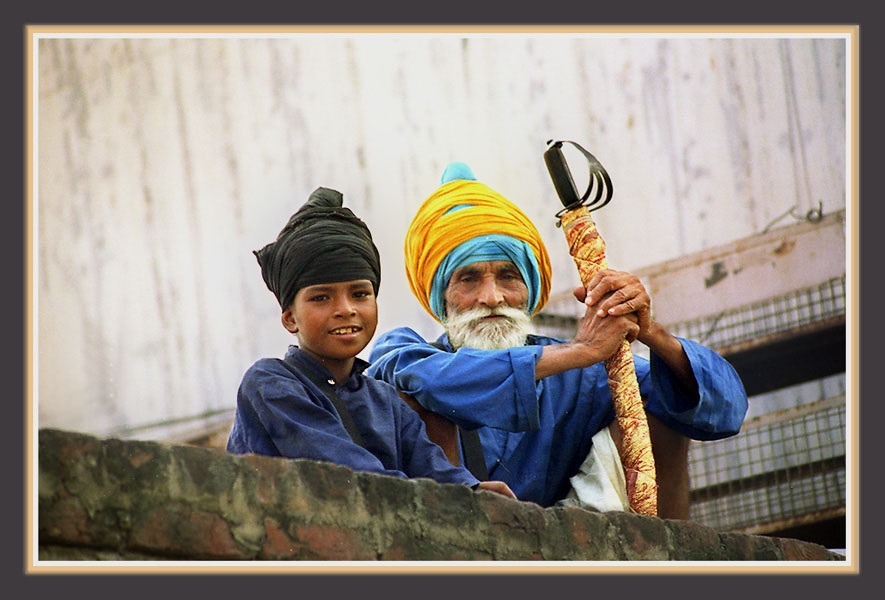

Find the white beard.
xmin=443 ymin=305 xmax=532 ymax=350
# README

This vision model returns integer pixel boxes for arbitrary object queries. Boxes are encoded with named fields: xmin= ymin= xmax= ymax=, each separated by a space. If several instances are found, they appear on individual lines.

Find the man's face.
xmin=442 ymin=260 xmax=531 ymax=350
xmin=444 ymin=260 xmax=529 ymax=313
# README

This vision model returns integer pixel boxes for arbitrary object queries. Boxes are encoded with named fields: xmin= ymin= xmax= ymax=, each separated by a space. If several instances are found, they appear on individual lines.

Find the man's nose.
xmin=477 ymin=277 xmax=505 ymax=307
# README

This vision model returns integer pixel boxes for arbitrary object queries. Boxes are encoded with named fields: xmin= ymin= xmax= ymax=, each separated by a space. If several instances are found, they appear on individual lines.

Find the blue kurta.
xmin=227 ymin=346 xmax=479 ymax=488
xmin=366 ymin=328 xmax=748 ymax=507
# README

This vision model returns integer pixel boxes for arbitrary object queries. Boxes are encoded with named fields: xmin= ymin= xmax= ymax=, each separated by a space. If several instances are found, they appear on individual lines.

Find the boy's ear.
xmin=281 ymin=308 xmax=299 ymax=334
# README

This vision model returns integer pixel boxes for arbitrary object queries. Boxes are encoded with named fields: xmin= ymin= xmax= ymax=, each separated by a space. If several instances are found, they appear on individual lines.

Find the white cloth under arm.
xmin=556 ymin=426 xmax=630 ymax=512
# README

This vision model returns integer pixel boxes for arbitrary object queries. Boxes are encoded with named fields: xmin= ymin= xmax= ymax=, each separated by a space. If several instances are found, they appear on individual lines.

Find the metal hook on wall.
xmin=761 ymin=200 xmax=824 ymax=234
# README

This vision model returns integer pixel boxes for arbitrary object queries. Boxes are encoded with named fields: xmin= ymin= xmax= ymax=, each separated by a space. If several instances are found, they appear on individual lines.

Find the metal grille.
xmin=688 ymin=396 xmax=846 ymax=531
xmin=533 ymin=276 xmax=847 ymax=350
xmin=668 ymin=276 xmax=846 ymax=351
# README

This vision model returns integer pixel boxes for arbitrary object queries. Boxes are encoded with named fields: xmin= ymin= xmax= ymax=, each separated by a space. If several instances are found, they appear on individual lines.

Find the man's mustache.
xmin=449 ymin=305 xmax=526 ymax=324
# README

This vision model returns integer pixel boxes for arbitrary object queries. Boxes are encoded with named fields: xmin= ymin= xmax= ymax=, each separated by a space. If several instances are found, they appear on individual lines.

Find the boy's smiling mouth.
xmin=330 ymin=326 xmax=362 ymax=335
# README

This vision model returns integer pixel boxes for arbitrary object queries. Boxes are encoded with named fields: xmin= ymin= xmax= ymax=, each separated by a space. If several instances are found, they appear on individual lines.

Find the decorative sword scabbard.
xmin=544 ymin=140 xmax=658 ymax=517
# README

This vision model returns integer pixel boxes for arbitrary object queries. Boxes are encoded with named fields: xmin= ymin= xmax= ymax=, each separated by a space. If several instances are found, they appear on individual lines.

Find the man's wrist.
xmin=536 ymin=341 xmax=601 ymax=380
xmin=568 ymin=340 xmax=604 ymax=367
xmin=638 ymin=320 xmax=671 ymax=349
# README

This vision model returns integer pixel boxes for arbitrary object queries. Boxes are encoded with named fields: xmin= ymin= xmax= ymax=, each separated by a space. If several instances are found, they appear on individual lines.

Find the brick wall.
xmin=37 ymin=428 xmax=843 ymax=562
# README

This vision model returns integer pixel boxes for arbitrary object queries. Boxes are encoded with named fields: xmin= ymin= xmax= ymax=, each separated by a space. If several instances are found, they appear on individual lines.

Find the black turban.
xmin=254 ymin=187 xmax=381 ymax=310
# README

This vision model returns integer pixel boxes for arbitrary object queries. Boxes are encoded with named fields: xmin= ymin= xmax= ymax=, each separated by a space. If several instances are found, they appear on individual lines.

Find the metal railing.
xmin=688 ymin=395 xmax=846 ymax=532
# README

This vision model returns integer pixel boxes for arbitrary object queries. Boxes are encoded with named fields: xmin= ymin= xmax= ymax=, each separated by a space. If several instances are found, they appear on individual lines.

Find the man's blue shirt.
xmin=366 ymin=328 xmax=748 ymax=507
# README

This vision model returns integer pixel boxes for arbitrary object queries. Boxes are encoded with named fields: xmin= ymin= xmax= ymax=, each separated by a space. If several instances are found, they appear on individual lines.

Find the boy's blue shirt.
xmin=227 ymin=345 xmax=479 ymax=488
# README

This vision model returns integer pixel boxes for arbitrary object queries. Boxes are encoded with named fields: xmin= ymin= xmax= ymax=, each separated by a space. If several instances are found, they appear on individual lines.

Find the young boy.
xmin=227 ymin=187 xmax=515 ymax=499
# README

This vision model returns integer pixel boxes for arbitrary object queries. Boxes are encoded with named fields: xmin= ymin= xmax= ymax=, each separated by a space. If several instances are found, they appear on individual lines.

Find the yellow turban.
xmin=405 ymin=172 xmax=552 ymax=323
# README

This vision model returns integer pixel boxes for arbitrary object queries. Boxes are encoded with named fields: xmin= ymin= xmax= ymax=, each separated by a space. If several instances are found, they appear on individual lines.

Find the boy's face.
xmin=282 ymin=279 xmax=378 ymax=372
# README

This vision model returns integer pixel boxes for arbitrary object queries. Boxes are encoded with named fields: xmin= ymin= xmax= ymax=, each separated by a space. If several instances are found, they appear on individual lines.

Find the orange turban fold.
xmin=404 ymin=176 xmax=552 ymax=322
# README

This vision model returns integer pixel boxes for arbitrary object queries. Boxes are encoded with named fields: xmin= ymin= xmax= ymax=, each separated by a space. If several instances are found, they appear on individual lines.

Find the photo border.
xmin=23 ymin=23 xmax=861 ymax=577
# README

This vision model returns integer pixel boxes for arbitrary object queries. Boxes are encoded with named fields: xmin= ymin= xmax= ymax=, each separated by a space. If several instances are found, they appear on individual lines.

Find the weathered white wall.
xmin=35 ymin=33 xmax=847 ymax=436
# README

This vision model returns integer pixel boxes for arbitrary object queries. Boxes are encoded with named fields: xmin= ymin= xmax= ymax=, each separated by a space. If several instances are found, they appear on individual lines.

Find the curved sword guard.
xmin=544 ymin=140 xmax=613 ymax=226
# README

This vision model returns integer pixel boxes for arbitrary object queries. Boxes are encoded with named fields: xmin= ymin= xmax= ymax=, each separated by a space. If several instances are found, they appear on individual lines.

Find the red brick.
xmin=129 ymin=507 xmax=173 ymax=551
xmin=129 ymin=504 xmax=245 ymax=559
xmin=777 ymin=538 xmax=831 ymax=561
xmin=39 ymin=496 xmax=90 ymax=545
xmin=260 ymin=517 xmax=298 ymax=559
xmin=199 ymin=512 xmax=244 ymax=558
xmin=291 ymin=523 xmax=373 ymax=560
xmin=559 ymin=508 xmax=593 ymax=547
xmin=57 ymin=432 xmax=102 ymax=462
xmin=243 ymin=454 xmax=290 ymax=504
xmin=126 ymin=450 xmax=154 ymax=469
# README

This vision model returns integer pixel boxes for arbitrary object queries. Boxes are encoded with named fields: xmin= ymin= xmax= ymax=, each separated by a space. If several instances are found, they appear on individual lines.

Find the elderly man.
xmin=366 ymin=163 xmax=747 ymax=516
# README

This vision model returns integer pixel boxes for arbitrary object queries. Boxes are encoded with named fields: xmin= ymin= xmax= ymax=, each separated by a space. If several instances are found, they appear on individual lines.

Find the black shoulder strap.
xmin=283 ymin=358 xmax=367 ymax=449
xmin=458 ymin=427 xmax=489 ymax=481
xmin=428 ymin=340 xmax=488 ymax=481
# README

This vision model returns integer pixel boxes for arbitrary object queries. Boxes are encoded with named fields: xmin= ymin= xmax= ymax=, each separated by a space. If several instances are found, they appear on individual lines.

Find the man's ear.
xmin=281 ymin=308 xmax=299 ymax=334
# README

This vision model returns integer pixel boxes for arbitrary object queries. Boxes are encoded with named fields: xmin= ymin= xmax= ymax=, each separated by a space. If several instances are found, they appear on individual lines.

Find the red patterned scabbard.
xmin=560 ymin=206 xmax=658 ymax=517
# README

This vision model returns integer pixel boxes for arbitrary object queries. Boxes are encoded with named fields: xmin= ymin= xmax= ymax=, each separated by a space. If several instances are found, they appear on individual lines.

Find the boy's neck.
xmin=307 ymin=353 xmax=355 ymax=384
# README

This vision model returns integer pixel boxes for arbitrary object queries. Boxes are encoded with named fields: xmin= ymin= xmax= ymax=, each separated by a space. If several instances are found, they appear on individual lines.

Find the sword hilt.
xmin=544 ymin=140 xmax=614 ymax=226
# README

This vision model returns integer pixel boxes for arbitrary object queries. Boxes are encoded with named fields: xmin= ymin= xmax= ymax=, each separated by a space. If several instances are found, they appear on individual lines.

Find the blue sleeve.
xmin=228 ymin=360 xmax=412 ymax=478
xmin=367 ymin=328 xmax=544 ymax=432
xmin=643 ymin=338 xmax=749 ymax=440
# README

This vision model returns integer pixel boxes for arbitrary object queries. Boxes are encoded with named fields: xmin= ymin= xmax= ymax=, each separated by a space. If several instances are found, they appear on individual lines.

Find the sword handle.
xmin=544 ymin=140 xmax=581 ymax=209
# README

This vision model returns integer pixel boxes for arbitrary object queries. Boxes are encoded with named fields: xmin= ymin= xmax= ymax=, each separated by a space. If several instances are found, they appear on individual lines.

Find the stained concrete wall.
xmin=35 ymin=32 xmax=848 ymax=439
xmin=37 ymin=428 xmax=843 ymax=562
